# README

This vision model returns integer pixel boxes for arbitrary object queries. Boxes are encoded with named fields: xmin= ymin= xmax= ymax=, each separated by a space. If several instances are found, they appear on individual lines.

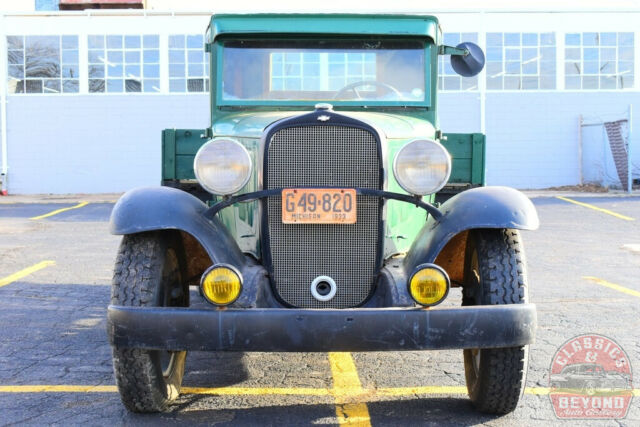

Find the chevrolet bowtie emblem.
xmin=317 ymin=115 xmax=331 ymax=122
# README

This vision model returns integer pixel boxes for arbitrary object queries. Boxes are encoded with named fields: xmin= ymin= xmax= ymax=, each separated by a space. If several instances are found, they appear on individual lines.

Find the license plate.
xmin=282 ymin=188 xmax=357 ymax=224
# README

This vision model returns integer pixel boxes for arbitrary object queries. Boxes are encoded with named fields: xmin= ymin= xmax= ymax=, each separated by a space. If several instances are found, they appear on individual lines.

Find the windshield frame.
xmin=214 ymin=37 xmax=432 ymax=108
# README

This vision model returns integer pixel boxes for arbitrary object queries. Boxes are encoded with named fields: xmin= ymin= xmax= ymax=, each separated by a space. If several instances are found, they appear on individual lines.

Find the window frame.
xmin=7 ymin=34 xmax=80 ymax=95
xmin=484 ymin=32 xmax=557 ymax=91
xmin=214 ymin=38 xmax=433 ymax=108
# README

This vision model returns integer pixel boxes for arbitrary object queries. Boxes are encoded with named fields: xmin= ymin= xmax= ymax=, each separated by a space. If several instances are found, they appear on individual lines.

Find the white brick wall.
xmin=6 ymin=95 xmax=209 ymax=193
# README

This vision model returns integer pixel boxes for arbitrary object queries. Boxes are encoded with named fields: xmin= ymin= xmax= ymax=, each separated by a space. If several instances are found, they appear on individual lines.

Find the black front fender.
xmin=404 ymin=186 xmax=539 ymax=274
xmin=110 ymin=186 xmax=246 ymax=268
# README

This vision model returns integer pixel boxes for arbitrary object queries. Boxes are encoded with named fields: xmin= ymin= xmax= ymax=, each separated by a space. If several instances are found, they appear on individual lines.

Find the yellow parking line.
xmin=182 ymin=387 xmax=331 ymax=396
xmin=329 ymin=353 xmax=372 ymax=426
xmin=30 ymin=201 xmax=89 ymax=220
xmin=583 ymin=276 xmax=640 ymax=298
xmin=556 ymin=196 xmax=634 ymax=221
xmin=376 ymin=386 xmax=467 ymax=396
xmin=0 ymin=260 xmax=55 ymax=288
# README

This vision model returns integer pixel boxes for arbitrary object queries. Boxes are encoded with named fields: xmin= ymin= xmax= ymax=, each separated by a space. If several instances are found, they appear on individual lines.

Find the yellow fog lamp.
xmin=408 ymin=264 xmax=450 ymax=307
xmin=200 ymin=264 xmax=242 ymax=306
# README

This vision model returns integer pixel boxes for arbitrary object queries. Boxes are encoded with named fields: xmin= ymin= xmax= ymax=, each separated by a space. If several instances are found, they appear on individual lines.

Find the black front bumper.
xmin=107 ymin=303 xmax=536 ymax=352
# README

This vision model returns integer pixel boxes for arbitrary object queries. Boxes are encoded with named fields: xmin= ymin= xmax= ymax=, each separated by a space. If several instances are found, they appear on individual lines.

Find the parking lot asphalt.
xmin=0 ymin=194 xmax=638 ymax=425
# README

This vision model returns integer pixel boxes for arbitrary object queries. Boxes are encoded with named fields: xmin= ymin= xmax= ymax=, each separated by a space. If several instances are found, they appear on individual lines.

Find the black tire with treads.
xmin=462 ymin=228 xmax=529 ymax=414
xmin=110 ymin=231 xmax=187 ymax=413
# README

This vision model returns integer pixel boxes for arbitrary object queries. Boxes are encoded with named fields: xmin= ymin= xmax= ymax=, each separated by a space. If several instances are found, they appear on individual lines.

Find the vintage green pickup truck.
xmin=107 ymin=14 xmax=538 ymax=414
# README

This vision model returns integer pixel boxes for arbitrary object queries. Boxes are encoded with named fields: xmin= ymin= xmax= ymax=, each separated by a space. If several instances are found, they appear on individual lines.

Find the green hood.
xmin=212 ymin=111 xmax=436 ymax=140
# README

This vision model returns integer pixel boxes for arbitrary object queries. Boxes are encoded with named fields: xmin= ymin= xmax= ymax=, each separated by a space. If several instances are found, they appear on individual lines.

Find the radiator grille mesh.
xmin=266 ymin=125 xmax=380 ymax=308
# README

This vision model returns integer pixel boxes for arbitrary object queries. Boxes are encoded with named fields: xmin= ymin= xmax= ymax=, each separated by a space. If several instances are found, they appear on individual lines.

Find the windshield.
xmin=220 ymin=39 xmax=427 ymax=104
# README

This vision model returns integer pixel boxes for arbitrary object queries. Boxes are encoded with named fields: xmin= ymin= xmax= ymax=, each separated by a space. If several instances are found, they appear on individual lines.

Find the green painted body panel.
xmin=162 ymin=13 xmax=486 ymax=260
xmin=441 ymin=133 xmax=486 ymax=186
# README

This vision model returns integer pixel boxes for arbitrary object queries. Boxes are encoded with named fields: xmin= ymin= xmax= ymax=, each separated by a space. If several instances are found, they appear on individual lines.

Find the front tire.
xmin=110 ymin=232 xmax=188 ymax=413
xmin=462 ymin=229 xmax=529 ymax=414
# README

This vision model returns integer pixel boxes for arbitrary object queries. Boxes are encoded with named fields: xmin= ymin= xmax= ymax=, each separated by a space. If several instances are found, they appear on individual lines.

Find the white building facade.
xmin=0 ymin=8 xmax=638 ymax=194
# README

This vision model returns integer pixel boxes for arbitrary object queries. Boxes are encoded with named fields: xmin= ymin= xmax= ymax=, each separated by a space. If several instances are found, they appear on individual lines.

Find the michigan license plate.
xmin=282 ymin=188 xmax=357 ymax=224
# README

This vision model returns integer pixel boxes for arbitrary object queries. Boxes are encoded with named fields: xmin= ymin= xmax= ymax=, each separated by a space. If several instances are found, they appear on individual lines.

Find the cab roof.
xmin=207 ymin=14 xmax=439 ymax=43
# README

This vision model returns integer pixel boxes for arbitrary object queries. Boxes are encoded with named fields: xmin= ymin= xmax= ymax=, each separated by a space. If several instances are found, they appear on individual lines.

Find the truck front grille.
xmin=266 ymin=124 xmax=381 ymax=308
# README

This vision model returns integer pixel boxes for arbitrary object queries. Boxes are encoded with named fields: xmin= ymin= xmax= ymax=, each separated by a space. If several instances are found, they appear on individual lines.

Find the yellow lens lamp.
xmin=200 ymin=264 xmax=242 ymax=306
xmin=408 ymin=264 xmax=450 ymax=307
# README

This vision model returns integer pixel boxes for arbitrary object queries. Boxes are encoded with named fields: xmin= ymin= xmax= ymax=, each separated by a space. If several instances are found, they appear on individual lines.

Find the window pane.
xmin=565 ymin=33 xmax=580 ymax=46
xmin=9 ymin=65 xmax=24 ymax=79
xmin=144 ymin=64 xmax=159 ymax=78
xmin=125 ymin=51 xmax=141 ymax=63
xmin=618 ymin=33 xmax=633 ymax=46
xmin=143 ymin=35 xmax=159 ymax=48
xmin=26 ymin=80 xmax=43 ymax=93
xmin=88 ymin=35 xmax=104 ymax=49
xmin=107 ymin=35 xmax=122 ymax=49
xmin=600 ymin=33 xmax=616 ymax=46
xmin=522 ymin=76 xmax=538 ymax=89
xmin=188 ymin=50 xmax=203 ymax=63
xmin=62 ymin=36 xmax=78 ymax=49
xmin=125 ymin=35 xmax=141 ymax=49
xmin=169 ymin=35 xmax=184 ymax=49
xmin=125 ymin=79 xmax=142 ymax=92
xmin=486 ymin=33 xmax=502 ymax=46
xmin=187 ymin=35 xmax=203 ymax=48
xmin=187 ymin=78 xmax=205 ymax=92
xmin=505 ymin=33 xmax=520 ymax=46
xmin=89 ymin=65 xmax=104 ymax=78
xmin=62 ymin=64 xmax=78 ymax=78
xmin=107 ymin=79 xmax=124 ymax=92
xmin=8 ymin=50 xmax=22 ymax=65
xmin=170 ymin=79 xmax=186 ymax=92
xmin=88 ymin=49 xmax=103 ymax=63
xmin=62 ymin=79 xmax=79 ymax=93
xmin=522 ymin=33 xmax=537 ymax=46
xmin=144 ymin=79 xmax=160 ymax=92
xmin=540 ymin=76 xmax=555 ymax=89
xmin=25 ymin=36 xmax=61 ymax=79
xmin=89 ymin=79 xmax=105 ymax=92
xmin=7 ymin=36 xmax=24 ymax=49
xmin=62 ymin=49 xmax=78 ymax=63
xmin=540 ymin=33 xmax=555 ymax=46
xmin=107 ymin=50 xmax=123 ymax=63
xmin=108 ymin=64 xmax=123 ymax=77
xmin=487 ymin=75 xmax=502 ymax=89
xmin=169 ymin=63 xmax=184 ymax=78
xmin=169 ymin=49 xmax=184 ymax=63
xmin=44 ymin=79 xmax=61 ymax=93
xmin=504 ymin=76 xmax=520 ymax=89
xmin=125 ymin=65 xmax=141 ymax=78
xmin=143 ymin=50 xmax=159 ymax=63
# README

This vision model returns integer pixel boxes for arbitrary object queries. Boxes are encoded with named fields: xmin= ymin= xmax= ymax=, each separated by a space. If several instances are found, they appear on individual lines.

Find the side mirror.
xmin=450 ymin=42 xmax=485 ymax=77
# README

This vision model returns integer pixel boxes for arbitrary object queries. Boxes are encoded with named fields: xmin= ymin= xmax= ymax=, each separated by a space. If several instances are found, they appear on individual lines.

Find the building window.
xmin=35 ymin=0 xmax=59 ymax=11
xmin=88 ymin=34 xmax=160 ymax=93
xmin=7 ymin=35 xmax=79 ymax=94
xmin=438 ymin=33 xmax=479 ymax=91
xmin=168 ymin=34 xmax=209 ymax=93
xmin=486 ymin=32 xmax=556 ymax=90
xmin=565 ymin=32 xmax=634 ymax=90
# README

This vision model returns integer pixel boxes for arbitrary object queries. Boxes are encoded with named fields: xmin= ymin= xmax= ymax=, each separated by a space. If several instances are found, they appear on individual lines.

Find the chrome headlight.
xmin=393 ymin=139 xmax=451 ymax=196
xmin=194 ymin=138 xmax=252 ymax=195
